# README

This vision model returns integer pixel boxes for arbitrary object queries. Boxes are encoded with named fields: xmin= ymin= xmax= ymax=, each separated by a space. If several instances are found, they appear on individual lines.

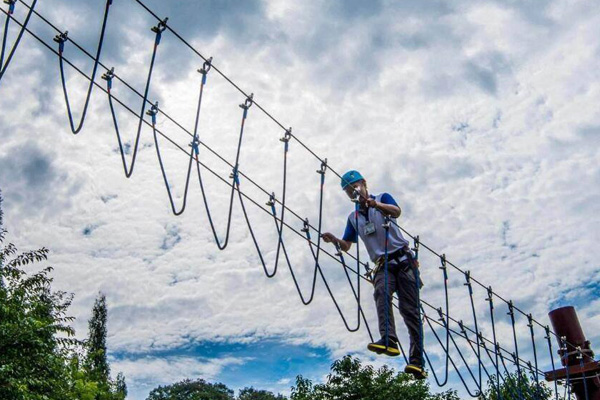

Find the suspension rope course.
xmin=0 ymin=3 xmax=589 ymax=399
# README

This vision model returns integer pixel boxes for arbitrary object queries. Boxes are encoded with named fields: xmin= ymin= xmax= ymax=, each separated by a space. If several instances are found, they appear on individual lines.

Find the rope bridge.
xmin=1 ymin=1 xmax=596 ymax=398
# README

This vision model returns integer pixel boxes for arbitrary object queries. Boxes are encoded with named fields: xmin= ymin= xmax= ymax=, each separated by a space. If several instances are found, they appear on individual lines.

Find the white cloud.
xmin=1 ymin=0 xmax=599 ymax=398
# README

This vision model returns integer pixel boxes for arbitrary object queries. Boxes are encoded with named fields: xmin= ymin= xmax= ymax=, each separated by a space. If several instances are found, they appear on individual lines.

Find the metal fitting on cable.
xmin=544 ymin=325 xmax=552 ymax=340
xmin=458 ymin=320 xmax=466 ymax=334
xmin=436 ymin=307 xmax=445 ymax=323
xmin=412 ymin=235 xmax=420 ymax=259
xmin=507 ymin=300 xmax=514 ymax=317
xmin=146 ymin=101 xmax=158 ymax=125
xmin=485 ymin=286 xmax=494 ymax=309
xmin=382 ymin=215 xmax=391 ymax=229
xmin=527 ymin=313 xmax=534 ymax=328
xmin=464 ymin=270 xmax=473 ymax=295
xmin=280 ymin=127 xmax=292 ymax=151
xmin=265 ymin=192 xmax=276 ymax=214
xmin=334 ymin=241 xmax=343 ymax=257
xmin=239 ymin=93 xmax=254 ymax=119
xmin=151 ymin=17 xmax=168 ymax=45
xmin=189 ymin=136 xmax=200 ymax=158
xmin=53 ymin=31 xmax=68 ymax=54
xmin=229 ymin=165 xmax=240 ymax=186
xmin=197 ymin=56 xmax=212 ymax=84
xmin=5 ymin=0 xmax=16 ymax=14
xmin=301 ymin=218 xmax=310 ymax=238
xmin=316 ymin=158 xmax=327 ymax=176
xmin=439 ymin=254 xmax=448 ymax=281
xmin=101 ymin=67 xmax=115 ymax=90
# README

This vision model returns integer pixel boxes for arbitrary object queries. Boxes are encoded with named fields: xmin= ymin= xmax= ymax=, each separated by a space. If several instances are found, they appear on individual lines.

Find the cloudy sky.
xmin=1 ymin=0 xmax=599 ymax=398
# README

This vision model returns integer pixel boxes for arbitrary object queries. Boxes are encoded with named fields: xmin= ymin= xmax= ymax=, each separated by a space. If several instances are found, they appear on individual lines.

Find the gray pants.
xmin=373 ymin=259 xmax=423 ymax=366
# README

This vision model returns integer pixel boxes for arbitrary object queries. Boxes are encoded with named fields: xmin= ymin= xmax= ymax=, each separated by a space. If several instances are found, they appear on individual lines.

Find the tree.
xmin=0 ymin=192 xmax=77 ymax=399
xmin=0 ymin=194 xmax=126 ymax=400
xmin=146 ymin=378 xmax=235 ymax=400
xmin=238 ymin=387 xmax=287 ymax=400
xmin=290 ymin=356 xmax=459 ymax=400
xmin=115 ymin=372 xmax=128 ymax=400
xmin=480 ymin=371 xmax=561 ymax=400
xmin=85 ymin=293 xmax=110 ymax=384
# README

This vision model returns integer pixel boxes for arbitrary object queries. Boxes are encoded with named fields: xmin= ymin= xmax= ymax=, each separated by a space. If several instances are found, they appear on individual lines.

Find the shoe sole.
xmin=367 ymin=343 xmax=400 ymax=357
xmin=404 ymin=366 xmax=428 ymax=380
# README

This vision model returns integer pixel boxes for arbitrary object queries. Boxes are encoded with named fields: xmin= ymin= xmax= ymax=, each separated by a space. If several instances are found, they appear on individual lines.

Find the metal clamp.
xmin=145 ymin=101 xmax=159 ymax=125
xmin=101 ymin=67 xmax=115 ymax=90
xmin=316 ymin=158 xmax=328 ymax=175
xmin=151 ymin=17 xmax=168 ymax=34
xmin=53 ymin=31 xmax=68 ymax=53
xmin=239 ymin=93 xmax=254 ymax=110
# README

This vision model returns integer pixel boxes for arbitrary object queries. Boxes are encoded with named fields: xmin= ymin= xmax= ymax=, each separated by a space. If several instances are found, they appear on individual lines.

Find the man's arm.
xmin=321 ymin=233 xmax=353 ymax=252
xmin=367 ymin=193 xmax=401 ymax=218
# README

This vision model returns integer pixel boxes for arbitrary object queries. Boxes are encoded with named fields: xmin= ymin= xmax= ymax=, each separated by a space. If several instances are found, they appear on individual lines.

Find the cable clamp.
xmin=280 ymin=127 xmax=292 ymax=143
xmin=333 ymin=241 xmax=343 ymax=257
xmin=189 ymin=136 xmax=200 ymax=157
xmin=239 ymin=93 xmax=254 ymax=119
xmin=436 ymin=307 xmax=445 ymax=323
xmin=411 ymin=235 xmax=420 ymax=258
xmin=229 ymin=165 xmax=240 ymax=185
xmin=382 ymin=215 xmax=391 ymax=229
xmin=265 ymin=192 xmax=276 ymax=210
xmin=301 ymin=218 xmax=310 ymax=233
xmin=146 ymin=101 xmax=158 ymax=125
xmin=53 ymin=31 xmax=68 ymax=53
xmin=151 ymin=17 xmax=169 ymax=34
xmin=198 ymin=56 xmax=213 ymax=84
xmin=485 ymin=286 xmax=494 ymax=303
xmin=544 ymin=325 xmax=551 ymax=340
xmin=507 ymin=300 xmax=514 ymax=317
xmin=527 ymin=313 xmax=534 ymax=328
xmin=5 ymin=0 xmax=16 ymax=14
xmin=151 ymin=17 xmax=169 ymax=45
xmin=101 ymin=67 xmax=115 ymax=90
xmin=458 ymin=320 xmax=466 ymax=334
xmin=316 ymin=158 xmax=327 ymax=175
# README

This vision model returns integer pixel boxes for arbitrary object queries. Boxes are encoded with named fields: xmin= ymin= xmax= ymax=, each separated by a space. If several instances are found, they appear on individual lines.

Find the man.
xmin=321 ymin=170 xmax=426 ymax=379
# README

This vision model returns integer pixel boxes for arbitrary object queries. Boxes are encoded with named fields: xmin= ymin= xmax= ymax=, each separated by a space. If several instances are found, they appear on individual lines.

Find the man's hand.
xmin=366 ymin=198 xmax=378 ymax=208
xmin=321 ymin=232 xmax=337 ymax=244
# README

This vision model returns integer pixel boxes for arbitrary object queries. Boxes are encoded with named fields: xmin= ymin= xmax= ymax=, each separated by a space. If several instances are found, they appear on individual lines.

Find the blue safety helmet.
xmin=340 ymin=170 xmax=364 ymax=190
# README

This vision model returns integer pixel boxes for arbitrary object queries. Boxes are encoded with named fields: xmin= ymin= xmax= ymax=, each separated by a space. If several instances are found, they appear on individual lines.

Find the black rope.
xmin=54 ymin=0 xmax=112 ymax=134
xmin=0 ymin=0 xmax=36 ymax=84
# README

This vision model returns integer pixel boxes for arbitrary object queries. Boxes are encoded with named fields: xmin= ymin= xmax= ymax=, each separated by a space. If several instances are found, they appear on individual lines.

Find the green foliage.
xmin=290 ymin=356 xmax=459 ymax=400
xmin=85 ymin=292 xmax=111 ymax=393
xmin=0 ymin=196 xmax=127 ymax=399
xmin=480 ymin=371 xmax=560 ymax=400
xmin=146 ymin=378 xmax=235 ymax=400
xmin=238 ymin=387 xmax=287 ymax=400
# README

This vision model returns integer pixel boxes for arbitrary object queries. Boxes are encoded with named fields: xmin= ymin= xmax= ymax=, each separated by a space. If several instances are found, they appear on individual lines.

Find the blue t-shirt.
xmin=342 ymin=193 xmax=408 ymax=262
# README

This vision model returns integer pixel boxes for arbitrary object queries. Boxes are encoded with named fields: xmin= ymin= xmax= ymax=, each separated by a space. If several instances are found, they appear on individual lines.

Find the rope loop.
xmin=544 ymin=325 xmax=552 ymax=339
xmin=301 ymin=217 xmax=310 ymax=235
xmin=527 ymin=313 xmax=534 ymax=328
xmin=280 ymin=127 xmax=291 ymax=152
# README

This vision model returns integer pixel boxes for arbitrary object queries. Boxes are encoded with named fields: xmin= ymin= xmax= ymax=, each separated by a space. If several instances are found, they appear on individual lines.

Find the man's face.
xmin=345 ymin=180 xmax=367 ymax=203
